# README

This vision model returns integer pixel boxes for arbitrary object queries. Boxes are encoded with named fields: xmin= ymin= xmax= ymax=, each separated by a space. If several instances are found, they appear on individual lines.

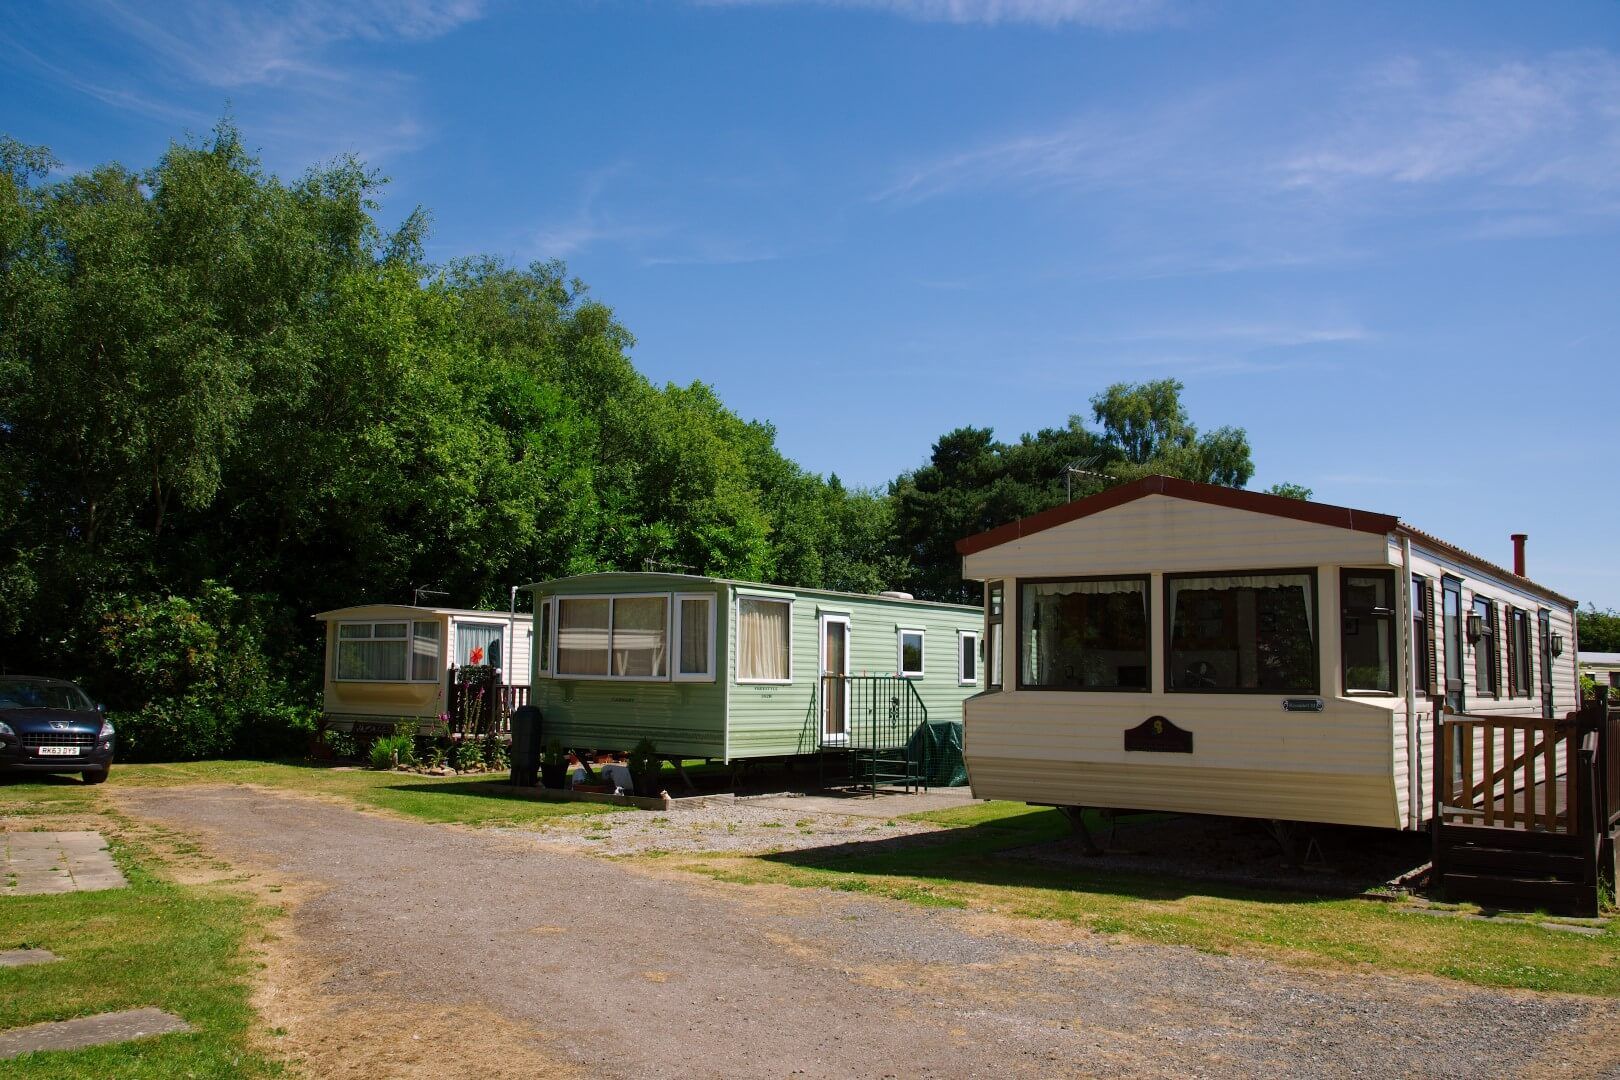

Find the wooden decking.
xmin=1432 ymin=697 xmax=1617 ymax=916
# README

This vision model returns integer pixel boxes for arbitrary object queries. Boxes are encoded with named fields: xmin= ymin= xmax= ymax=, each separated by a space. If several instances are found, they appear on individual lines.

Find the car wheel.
xmin=82 ymin=767 xmax=109 ymax=785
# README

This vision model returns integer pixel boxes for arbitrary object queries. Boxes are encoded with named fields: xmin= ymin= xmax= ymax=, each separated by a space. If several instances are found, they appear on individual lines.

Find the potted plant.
xmin=540 ymin=739 xmax=568 ymax=789
xmin=627 ymin=738 xmax=663 ymax=799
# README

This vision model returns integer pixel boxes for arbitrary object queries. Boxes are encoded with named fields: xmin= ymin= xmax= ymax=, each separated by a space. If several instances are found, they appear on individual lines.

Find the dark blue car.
xmin=0 ymin=676 xmax=115 ymax=784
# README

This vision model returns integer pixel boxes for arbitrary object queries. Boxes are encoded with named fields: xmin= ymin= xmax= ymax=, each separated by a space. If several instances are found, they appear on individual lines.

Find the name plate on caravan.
xmin=1123 ymin=716 xmax=1193 ymax=754
xmin=1281 ymin=698 xmax=1325 ymax=713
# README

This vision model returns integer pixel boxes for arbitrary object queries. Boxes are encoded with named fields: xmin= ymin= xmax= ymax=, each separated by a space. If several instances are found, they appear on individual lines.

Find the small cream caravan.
xmin=314 ymin=604 xmax=532 ymax=731
xmin=956 ymin=476 xmax=1580 ymax=832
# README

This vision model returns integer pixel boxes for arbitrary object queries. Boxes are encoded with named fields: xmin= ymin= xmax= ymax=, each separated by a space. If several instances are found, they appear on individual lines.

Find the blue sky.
xmin=5 ymin=1 xmax=1618 ymax=606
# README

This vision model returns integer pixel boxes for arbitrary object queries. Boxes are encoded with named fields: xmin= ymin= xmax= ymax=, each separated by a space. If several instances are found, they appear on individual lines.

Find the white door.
xmin=820 ymin=613 xmax=851 ymax=741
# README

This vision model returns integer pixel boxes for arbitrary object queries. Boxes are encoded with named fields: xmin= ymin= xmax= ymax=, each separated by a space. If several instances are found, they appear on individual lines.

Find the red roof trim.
xmin=954 ymin=475 xmax=1400 ymax=556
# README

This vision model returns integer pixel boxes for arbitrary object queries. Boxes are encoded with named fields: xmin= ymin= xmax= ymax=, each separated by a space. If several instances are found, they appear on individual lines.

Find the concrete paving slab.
xmin=0 ymin=1008 xmax=191 ymax=1060
xmin=1 ymin=832 xmax=126 ymax=895
xmin=0 ymin=949 xmax=58 ymax=968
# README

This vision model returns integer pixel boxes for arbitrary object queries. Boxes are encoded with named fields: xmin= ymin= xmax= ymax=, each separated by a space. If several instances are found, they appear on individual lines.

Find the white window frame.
xmin=551 ymin=593 xmax=673 ymax=683
xmin=736 ymin=594 xmax=794 ymax=685
xmin=535 ymin=599 xmax=552 ymax=678
xmin=673 ymin=592 xmax=718 ymax=683
xmin=334 ymin=619 xmax=441 ymax=683
xmin=897 ymin=626 xmax=925 ymax=679
xmin=958 ymin=629 xmax=980 ymax=686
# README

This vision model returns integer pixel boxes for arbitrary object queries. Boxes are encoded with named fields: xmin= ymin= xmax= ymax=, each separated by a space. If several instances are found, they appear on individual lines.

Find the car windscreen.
xmin=0 ymin=679 xmax=92 ymax=710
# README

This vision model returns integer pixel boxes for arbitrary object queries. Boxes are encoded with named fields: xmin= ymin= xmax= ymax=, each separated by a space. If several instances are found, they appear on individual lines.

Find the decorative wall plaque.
xmin=1124 ymin=715 xmax=1193 ymax=753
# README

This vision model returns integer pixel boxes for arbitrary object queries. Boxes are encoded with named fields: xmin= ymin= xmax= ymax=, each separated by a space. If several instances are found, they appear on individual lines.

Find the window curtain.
xmin=680 ymin=598 xmax=710 ymax=674
xmin=336 ymin=623 xmax=408 ymax=681
xmin=557 ymin=599 xmax=610 ymax=675
xmin=1168 ymin=574 xmax=1314 ymax=636
xmin=412 ymin=621 xmax=440 ymax=680
xmin=457 ymin=623 xmax=503 ymax=671
xmin=738 ymin=599 xmax=790 ymax=680
xmin=612 ymin=597 xmax=668 ymax=677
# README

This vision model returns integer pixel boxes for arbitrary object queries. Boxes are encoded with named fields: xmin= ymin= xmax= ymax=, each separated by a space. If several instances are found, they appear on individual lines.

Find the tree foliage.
xmin=0 ymin=124 xmax=1270 ymax=753
xmin=1579 ymin=606 xmax=1620 ymax=653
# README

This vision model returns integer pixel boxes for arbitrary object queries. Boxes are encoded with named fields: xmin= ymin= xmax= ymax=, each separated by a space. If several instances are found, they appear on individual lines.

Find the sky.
xmin=4 ymin=1 xmax=1618 ymax=606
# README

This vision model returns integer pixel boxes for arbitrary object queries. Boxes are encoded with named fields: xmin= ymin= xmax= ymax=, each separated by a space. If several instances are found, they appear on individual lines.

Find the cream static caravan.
xmin=956 ymin=476 xmax=1579 ymax=831
xmin=315 ymin=604 xmax=532 ymax=731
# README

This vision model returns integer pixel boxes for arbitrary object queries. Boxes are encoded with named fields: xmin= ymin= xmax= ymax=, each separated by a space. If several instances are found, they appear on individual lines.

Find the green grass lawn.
xmin=0 ymin=783 xmax=281 ymax=1077
xmin=670 ymin=801 xmax=1620 ymax=998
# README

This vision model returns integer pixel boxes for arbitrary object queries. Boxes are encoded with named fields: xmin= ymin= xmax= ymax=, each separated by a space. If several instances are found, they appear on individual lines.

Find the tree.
xmin=1578 ymin=606 xmax=1620 ymax=652
xmin=1265 ymin=483 xmax=1313 ymax=501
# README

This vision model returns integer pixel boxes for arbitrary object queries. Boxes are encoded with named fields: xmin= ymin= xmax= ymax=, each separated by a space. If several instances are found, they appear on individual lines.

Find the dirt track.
xmin=115 ymin=786 xmax=1619 ymax=1079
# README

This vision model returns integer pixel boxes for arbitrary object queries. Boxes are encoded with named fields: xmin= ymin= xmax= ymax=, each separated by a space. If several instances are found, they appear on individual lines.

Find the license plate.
xmin=37 ymin=746 xmax=80 ymax=756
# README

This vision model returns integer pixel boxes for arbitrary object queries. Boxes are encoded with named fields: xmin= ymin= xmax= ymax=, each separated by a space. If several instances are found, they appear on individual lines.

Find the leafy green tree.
xmin=1265 ymin=482 xmax=1314 ymax=501
xmin=1578 ymin=606 xmax=1620 ymax=652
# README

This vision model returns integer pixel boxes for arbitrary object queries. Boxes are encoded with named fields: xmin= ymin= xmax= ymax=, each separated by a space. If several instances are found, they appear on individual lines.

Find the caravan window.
xmin=1167 ymin=571 xmax=1317 ymax=694
xmin=555 ymin=595 xmax=669 ymax=680
xmin=958 ymin=630 xmax=979 ymax=685
xmin=1340 ymin=570 xmax=1395 ymax=694
xmin=336 ymin=620 xmax=438 ymax=682
xmin=898 ymin=629 xmax=925 ymax=678
xmin=986 ymin=582 xmax=1004 ymax=690
xmin=1472 ymin=596 xmax=1498 ymax=697
xmin=737 ymin=597 xmax=792 ymax=683
xmin=536 ymin=600 xmax=551 ymax=676
xmin=1019 ymin=577 xmax=1149 ymax=691
xmin=1509 ymin=607 xmax=1532 ymax=697
xmin=674 ymin=594 xmax=716 ymax=681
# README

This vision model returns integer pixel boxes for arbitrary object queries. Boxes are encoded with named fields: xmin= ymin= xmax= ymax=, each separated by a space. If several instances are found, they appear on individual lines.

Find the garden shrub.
xmin=86 ymin=582 xmax=317 ymax=761
xmin=369 ymin=733 xmax=416 ymax=770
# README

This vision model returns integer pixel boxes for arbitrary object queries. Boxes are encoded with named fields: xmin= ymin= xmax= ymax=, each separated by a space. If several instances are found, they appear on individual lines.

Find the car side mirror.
xmin=95 ymin=702 xmax=106 ymax=714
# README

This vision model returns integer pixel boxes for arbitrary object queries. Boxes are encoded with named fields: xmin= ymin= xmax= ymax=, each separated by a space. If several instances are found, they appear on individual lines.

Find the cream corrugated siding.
xmin=964 ymin=692 xmax=1402 ymax=828
xmin=1390 ymin=544 xmax=1577 ymax=828
xmin=963 ymin=494 xmax=1390 ymax=580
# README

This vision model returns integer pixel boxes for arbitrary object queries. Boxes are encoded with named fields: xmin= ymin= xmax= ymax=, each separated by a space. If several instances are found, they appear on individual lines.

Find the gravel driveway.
xmin=116 ymin=786 xmax=1618 ymax=1079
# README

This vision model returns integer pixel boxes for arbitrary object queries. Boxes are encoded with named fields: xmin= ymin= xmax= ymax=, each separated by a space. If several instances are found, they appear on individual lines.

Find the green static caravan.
xmin=525 ymin=572 xmax=984 ymax=763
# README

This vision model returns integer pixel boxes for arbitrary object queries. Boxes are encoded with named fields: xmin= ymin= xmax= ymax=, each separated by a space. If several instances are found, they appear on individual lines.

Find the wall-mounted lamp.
xmin=1466 ymin=612 xmax=1485 ymax=643
xmin=1550 ymin=632 xmax=1564 ymax=657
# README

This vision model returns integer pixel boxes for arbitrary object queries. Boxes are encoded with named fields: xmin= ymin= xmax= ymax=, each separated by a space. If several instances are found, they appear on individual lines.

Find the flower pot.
xmin=540 ymin=763 xmax=567 ymax=790
xmin=632 ymin=771 xmax=662 ymax=799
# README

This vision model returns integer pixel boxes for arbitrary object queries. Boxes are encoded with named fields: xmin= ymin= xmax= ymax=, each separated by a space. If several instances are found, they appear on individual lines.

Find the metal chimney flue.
xmin=1510 ymin=533 xmax=1527 ymax=577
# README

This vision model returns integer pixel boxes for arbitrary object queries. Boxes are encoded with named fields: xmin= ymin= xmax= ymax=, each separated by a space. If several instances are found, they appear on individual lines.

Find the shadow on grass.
xmin=760 ymin=808 xmax=1431 ymax=906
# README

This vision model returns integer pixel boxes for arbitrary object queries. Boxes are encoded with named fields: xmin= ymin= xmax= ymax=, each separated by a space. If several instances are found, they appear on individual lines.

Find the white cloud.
xmin=90 ymin=0 xmax=484 ymax=88
xmin=701 ymin=0 xmax=1173 ymax=28
xmin=1281 ymin=52 xmax=1620 ymax=193
xmin=875 ymin=49 xmax=1620 ymax=273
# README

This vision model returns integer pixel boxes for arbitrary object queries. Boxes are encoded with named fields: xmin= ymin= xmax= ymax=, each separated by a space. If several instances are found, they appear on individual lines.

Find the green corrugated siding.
xmin=726 ymin=587 xmax=982 ymax=759
xmin=528 ymin=572 xmax=981 ymax=762
xmin=531 ymin=575 xmax=728 ymax=759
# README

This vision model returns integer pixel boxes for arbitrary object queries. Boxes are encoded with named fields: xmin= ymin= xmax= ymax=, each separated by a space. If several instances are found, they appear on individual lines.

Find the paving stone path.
xmin=0 ymin=1008 xmax=191 ymax=1060
xmin=0 ymin=948 xmax=58 ymax=968
xmin=0 ymin=831 xmax=126 ymax=895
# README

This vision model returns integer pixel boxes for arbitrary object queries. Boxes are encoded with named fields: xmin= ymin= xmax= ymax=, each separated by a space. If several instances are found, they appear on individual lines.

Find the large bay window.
xmin=337 ymin=620 xmax=440 ymax=682
xmin=1340 ymin=569 xmax=1395 ymax=693
xmin=1167 ymin=571 xmax=1317 ymax=693
xmin=1020 ymin=577 xmax=1149 ymax=691
xmin=738 ymin=597 xmax=791 ymax=682
xmin=556 ymin=595 xmax=670 ymax=679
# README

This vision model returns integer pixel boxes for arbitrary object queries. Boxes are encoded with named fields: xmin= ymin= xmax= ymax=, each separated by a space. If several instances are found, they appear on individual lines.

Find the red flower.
xmin=469 ymin=646 xmax=485 ymax=665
